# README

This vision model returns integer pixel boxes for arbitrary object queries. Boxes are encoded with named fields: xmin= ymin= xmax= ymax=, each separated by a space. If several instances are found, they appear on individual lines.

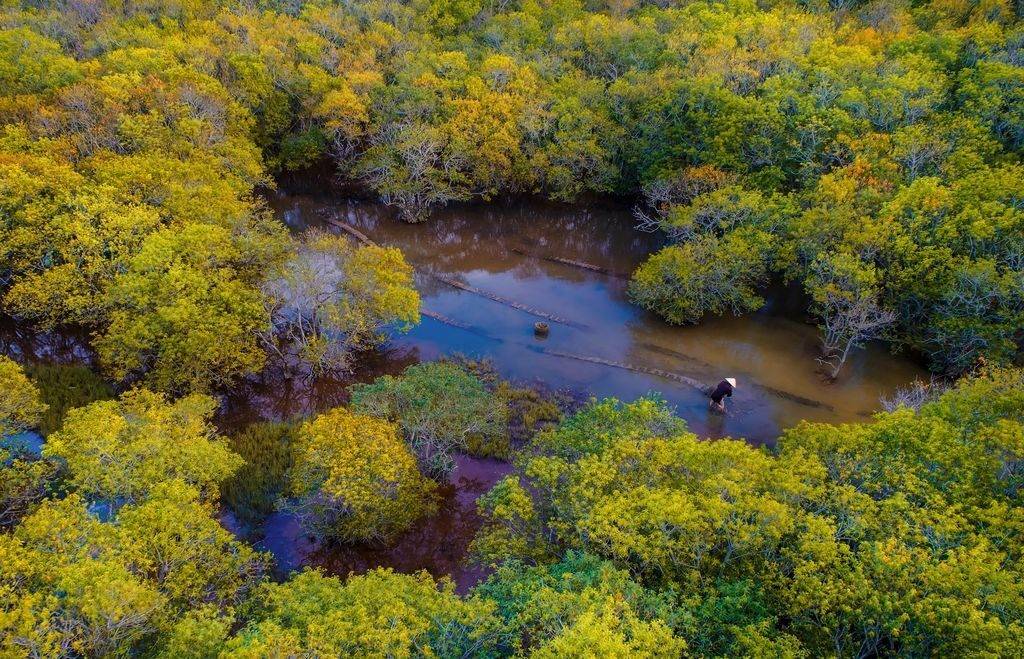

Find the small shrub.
xmin=283 ymin=408 xmax=437 ymax=542
xmin=350 ymin=362 xmax=508 ymax=477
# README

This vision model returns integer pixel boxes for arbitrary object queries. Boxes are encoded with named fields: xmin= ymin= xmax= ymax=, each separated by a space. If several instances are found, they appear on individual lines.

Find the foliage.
xmin=3 ymin=364 xmax=1024 ymax=656
xmin=474 ymin=373 xmax=1024 ymax=656
xmin=2 ymin=0 xmax=1021 ymax=376
xmin=0 ymin=448 xmax=57 ymax=528
xmin=263 ymin=230 xmax=420 ymax=373
xmin=351 ymin=361 xmax=508 ymax=477
xmin=629 ymin=228 xmax=776 ymax=325
xmin=0 ymin=483 xmax=266 ymax=658
xmin=224 ymin=569 xmax=502 ymax=657
xmin=94 ymin=224 xmax=278 ymax=393
xmin=0 ymin=356 xmax=46 ymax=436
xmin=23 ymin=363 xmax=113 ymax=436
xmin=1 ymin=0 xmax=1024 ymax=654
xmin=113 ymin=480 xmax=267 ymax=611
xmin=805 ymin=251 xmax=897 ymax=379
xmin=283 ymin=407 xmax=437 ymax=542
xmin=494 ymin=381 xmax=564 ymax=450
xmin=476 ymin=552 xmax=685 ymax=656
xmin=220 ymin=421 xmax=295 ymax=526
xmin=43 ymin=389 xmax=242 ymax=505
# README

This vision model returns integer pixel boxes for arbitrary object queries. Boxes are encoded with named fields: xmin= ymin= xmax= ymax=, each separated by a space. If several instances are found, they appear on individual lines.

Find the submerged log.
xmin=541 ymin=349 xmax=712 ymax=394
xmin=745 ymin=385 xmax=835 ymax=411
xmin=421 ymin=309 xmax=472 ymax=330
xmin=541 ymin=349 xmax=836 ymax=411
xmin=429 ymin=274 xmax=583 ymax=328
xmin=637 ymin=341 xmax=713 ymax=368
xmin=509 ymin=246 xmax=628 ymax=279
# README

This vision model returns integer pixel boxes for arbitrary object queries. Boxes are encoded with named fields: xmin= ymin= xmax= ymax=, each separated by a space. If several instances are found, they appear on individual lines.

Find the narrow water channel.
xmin=3 ymin=193 xmax=929 ymax=593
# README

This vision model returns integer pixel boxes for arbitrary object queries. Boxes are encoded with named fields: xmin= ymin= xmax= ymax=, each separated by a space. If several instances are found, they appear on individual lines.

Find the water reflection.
xmin=251 ymin=455 xmax=512 ymax=593
xmin=0 ymin=315 xmax=93 ymax=365
xmin=218 ymin=344 xmax=421 ymax=431
xmin=267 ymin=191 xmax=927 ymax=446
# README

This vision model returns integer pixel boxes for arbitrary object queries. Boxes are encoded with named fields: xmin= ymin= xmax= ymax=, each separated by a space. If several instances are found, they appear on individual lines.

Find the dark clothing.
xmin=710 ymin=380 xmax=735 ymax=404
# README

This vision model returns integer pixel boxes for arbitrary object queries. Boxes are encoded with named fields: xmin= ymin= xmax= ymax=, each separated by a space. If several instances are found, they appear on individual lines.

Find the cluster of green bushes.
xmin=6 ymin=352 xmax=1024 ymax=656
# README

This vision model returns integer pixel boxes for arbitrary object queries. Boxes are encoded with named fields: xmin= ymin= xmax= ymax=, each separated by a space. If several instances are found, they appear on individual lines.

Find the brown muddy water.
xmin=266 ymin=191 xmax=927 ymax=442
xmin=2 ymin=193 xmax=928 ymax=593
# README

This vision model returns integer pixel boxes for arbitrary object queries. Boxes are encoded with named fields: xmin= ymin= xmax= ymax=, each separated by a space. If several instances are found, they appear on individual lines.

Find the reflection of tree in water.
xmin=0 ymin=315 xmax=94 ymax=365
xmin=270 ymin=192 xmax=660 ymax=278
xmin=302 ymin=458 xmax=512 ymax=591
xmin=218 ymin=344 xmax=421 ymax=432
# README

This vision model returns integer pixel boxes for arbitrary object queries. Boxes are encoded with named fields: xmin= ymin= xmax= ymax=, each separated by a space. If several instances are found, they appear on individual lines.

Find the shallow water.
xmin=1 ymin=193 xmax=929 ymax=592
xmin=267 ymin=192 xmax=927 ymax=445
xmin=246 ymin=455 xmax=513 ymax=591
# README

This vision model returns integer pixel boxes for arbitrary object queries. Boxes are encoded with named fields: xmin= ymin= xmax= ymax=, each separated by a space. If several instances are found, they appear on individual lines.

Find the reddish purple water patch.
xmin=250 ymin=455 xmax=513 ymax=593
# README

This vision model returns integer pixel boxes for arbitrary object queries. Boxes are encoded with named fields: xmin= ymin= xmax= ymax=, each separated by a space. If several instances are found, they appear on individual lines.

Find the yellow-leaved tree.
xmin=0 ymin=484 xmax=267 ymax=658
xmin=283 ymin=407 xmax=436 ymax=542
xmin=43 ymin=389 xmax=242 ymax=505
xmin=0 ymin=356 xmax=47 ymax=436
xmin=263 ymin=230 xmax=420 ymax=373
xmin=222 ymin=569 xmax=501 ymax=657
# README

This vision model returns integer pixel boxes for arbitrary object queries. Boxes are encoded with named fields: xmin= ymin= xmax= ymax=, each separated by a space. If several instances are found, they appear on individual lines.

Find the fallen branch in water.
xmin=509 ymin=246 xmax=628 ymax=279
xmin=542 ymin=349 xmax=836 ymax=410
xmin=324 ymin=218 xmax=375 ymax=246
xmin=420 ymin=309 xmax=471 ymax=330
xmin=429 ymin=274 xmax=583 ymax=328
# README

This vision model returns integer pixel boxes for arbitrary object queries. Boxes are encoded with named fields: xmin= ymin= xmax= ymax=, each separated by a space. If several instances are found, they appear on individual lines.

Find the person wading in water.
xmin=709 ymin=378 xmax=737 ymax=413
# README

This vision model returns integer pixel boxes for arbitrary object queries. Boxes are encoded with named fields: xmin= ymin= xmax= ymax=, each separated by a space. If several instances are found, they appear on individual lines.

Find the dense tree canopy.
xmin=5 ymin=346 xmax=1024 ymax=656
xmin=474 ymin=368 xmax=1024 ymax=655
xmin=0 ymin=356 xmax=45 ymax=437
xmin=0 ymin=483 xmax=266 ymax=657
xmin=43 ymin=389 xmax=242 ymax=505
xmin=2 ymin=0 xmax=1024 ymax=656
xmin=3 ymin=0 xmax=1021 ymax=375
